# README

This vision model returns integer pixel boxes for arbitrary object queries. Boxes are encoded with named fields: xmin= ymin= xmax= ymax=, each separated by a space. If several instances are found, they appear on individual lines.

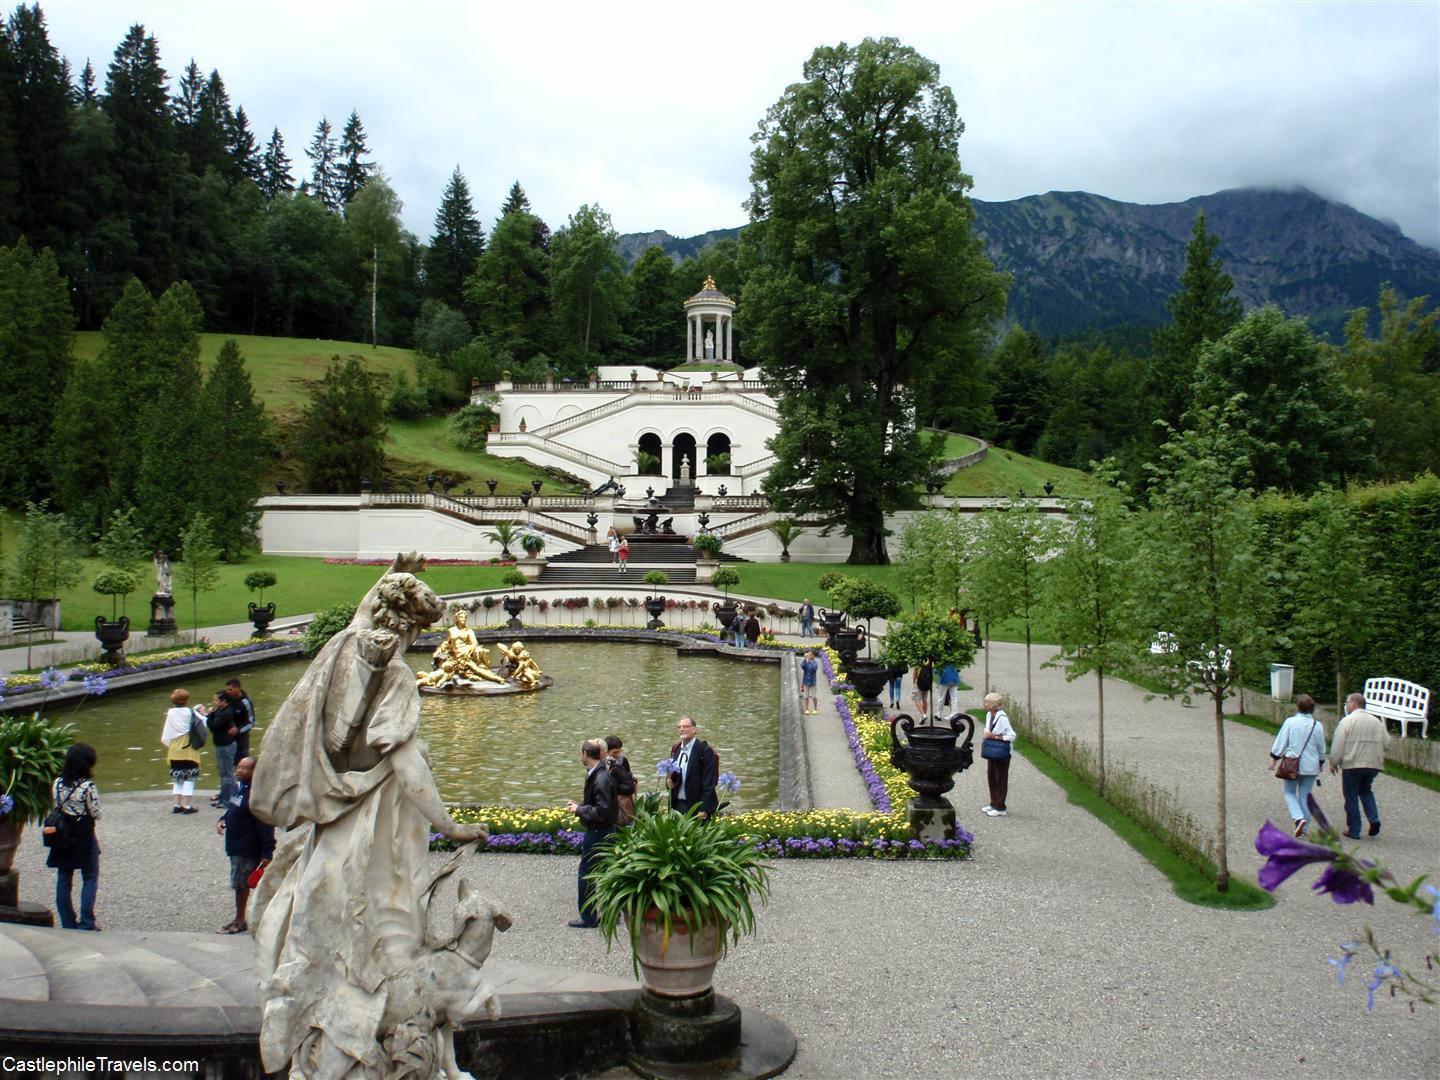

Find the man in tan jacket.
xmin=1329 ymin=693 xmax=1391 ymax=839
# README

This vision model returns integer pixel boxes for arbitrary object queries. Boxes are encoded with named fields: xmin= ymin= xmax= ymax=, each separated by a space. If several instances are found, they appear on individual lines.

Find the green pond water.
xmin=65 ymin=643 xmax=779 ymax=810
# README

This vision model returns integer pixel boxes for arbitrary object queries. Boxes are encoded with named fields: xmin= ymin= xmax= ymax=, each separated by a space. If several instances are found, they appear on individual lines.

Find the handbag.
xmin=981 ymin=738 xmax=1012 ymax=761
xmin=1274 ymin=719 xmax=1316 ymax=781
xmin=188 ymin=707 xmax=208 ymax=750
xmin=41 ymin=785 xmax=86 ymax=849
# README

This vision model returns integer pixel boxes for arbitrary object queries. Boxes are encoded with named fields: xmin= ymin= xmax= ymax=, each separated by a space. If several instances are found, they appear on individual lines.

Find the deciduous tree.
xmin=551 ymin=203 xmax=625 ymax=361
xmin=741 ymin=38 xmax=1007 ymax=562
xmin=176 ymin=510 xmax=221 ymax=642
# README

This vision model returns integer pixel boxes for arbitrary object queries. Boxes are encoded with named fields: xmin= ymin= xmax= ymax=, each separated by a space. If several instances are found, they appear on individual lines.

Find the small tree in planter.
xmin=643 ymin=571 xmax=669 ymax=587
xmin=839 ymin=578 xmax=902 ymax=657
xmin=500 ymin=570 xmax=528 ymax=588
xmin=244 ymin=569 xmax=280 ymax=636
xmin=883 ymin=609 xmax=977 ymax=716
xmin=244 ymin=570 xmax=278 ymax=606
xmin=486 ymin=520 xmax=519 ymax=559
xmin=768 ymin=519 xmax=806 ymax=562
xmin=711 ymin=567 xmax=739 ymax=602
xmin=92 ymin=568 xmax=137 ymax=622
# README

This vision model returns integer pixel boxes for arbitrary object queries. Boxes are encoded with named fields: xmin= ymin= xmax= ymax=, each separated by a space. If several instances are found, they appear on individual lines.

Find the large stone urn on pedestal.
xmin=501 ymin=595 xmax=525 ymax=630
xmin=844 ymin=659 xmax=892 ymax=715
xmin=93 ymin=615 xmax=130 ymax=666
xmin=817 ymin=608 xmax=846 ymax=648
xmin=889 ymin=712 xmax=976 ymax=841
xmin=644 ymin=595 xmax=667 ymax=630
xmin=712 ymin=601 xmax=738 ymax=633
xmin=248 ymin=601 xmax=277 ymax=637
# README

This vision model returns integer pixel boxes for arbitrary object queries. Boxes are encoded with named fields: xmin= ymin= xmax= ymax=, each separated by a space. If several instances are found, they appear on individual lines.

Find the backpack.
xmin=41 ymin=784 xmax=91 ymax=849
xmin=188 ymin=707 xmax=209 ymax=749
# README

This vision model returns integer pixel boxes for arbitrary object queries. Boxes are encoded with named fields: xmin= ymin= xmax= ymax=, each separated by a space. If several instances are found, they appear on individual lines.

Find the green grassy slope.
xmin=943 ymin=444 xmax=1098 ymax=497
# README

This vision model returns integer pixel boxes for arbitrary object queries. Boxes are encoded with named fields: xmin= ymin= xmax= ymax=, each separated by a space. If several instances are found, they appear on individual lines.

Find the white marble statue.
xmin=704 ymin=328 xmax=714 ymax=358
xmin=154 ymin=551 xmax=173 ymax=597
xmin=250 ymin=553 xmax=501 ymax=1080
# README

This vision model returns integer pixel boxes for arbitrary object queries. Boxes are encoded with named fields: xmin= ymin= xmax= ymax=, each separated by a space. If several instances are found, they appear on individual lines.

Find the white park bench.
xmin=1363 ymin=677 xmax=1431 ymax=739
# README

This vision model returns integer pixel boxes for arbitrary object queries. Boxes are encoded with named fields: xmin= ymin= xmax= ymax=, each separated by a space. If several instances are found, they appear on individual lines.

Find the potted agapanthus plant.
xmin=588 ymin=800 xmax=769 ymax=998
xmin=0 ymin=710 xmax=75 ymax=873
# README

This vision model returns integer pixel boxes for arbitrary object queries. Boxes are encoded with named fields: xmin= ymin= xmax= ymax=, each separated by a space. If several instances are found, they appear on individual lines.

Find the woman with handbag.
xmin=45 ymin=743 xmax=101 ymax=931
xmin=1268 ymin=692 xmax=1327 ymax=837
xmin=161 ymin=687 xmax=204 ymax=814
xmin=981 ymin=692 xmax=1016 ymax=817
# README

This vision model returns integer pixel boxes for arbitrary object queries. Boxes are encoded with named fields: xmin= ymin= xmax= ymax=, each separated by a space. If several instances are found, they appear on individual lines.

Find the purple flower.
xmin=717 ymin=771 xmax=740 ymax=793
xmin=1305 ymin=792 xmax=1334 ymax=834
xmin=1424 ymin=885 xmax=1440 ymax=933
xmin=1311 ymin=864 xmax=1375 ymax=905
xmin=82 ymin=674 xmax=108 ymax=696
xmin=0 ymin=793 xmax=13 ymax=817
xmin=1254 ymin=821 xmax=1338 ymax=891
xmin=656 ymin=758 xmax=679 ymax=778
xmin=1365 ymin=958 xmax=1401 ymax=1011
xmin=1328 ymin=942 xmax=1359 ymax=985
xmin=38 ymin=667 xmax=65 ymax=691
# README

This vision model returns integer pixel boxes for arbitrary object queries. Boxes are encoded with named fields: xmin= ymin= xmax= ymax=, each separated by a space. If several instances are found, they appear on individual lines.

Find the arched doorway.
xmin=672 ymin=433 xmax=697 ymax=483
xmin=705 ymin=433 xmax=732 ymax=475
xmin=637 ymin=432 xmax=662 ymax=475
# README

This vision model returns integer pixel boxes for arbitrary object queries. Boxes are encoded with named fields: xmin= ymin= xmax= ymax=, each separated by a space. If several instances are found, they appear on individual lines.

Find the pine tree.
xmin=499 ymin=180 xmax=530 ymax=217
xmin=425 ymin=167 xmax=484 ymax=310
xmin=0 ymin=26 xmax=17 ymax=244
xmin=6 ymin=4 xmax=72 ymax=251
xmin=1146 ymin=211 xmax=1242 ymax=432
xmin=135 ymin=282 xmax=206 ymax=550
xmin=192 ymin=69 xmax=233 ymax=178
xmin=174 ymin=57 xmax=202 ymax=128
xmin=466 ymin=209 xmax=552 ymax=364
xmin=0 ymin=239 xmax=75 ymax=504
xmin=305 ymin=117 xmax=339 ymax=212
xmin=51 ymin=355 xmax=122 ymax=537
xmin=227 ymin=105 xmax=261 ymax=182
xmin=297 ymin=356 xmax=387 ymax=492
xmin=337 ymin=109 xmax=372 ymax=205
xmin=103 ymin=23 xmax=179 ymax=290
xmin=259 ymin=127 xmax=293 ymax=199
xmin=198 ymin=339 xmax=269 ymax=558
xmin=620 ymin=245 xmax=676 ymax=360
xmin=77 ymin=57 xmax=96 ymax=103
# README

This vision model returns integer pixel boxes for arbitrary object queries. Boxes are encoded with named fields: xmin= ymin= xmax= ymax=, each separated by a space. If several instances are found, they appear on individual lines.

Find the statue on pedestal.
xmin=153 ymin=551 xmax=172 ymax=597
xmin=250 ymin=553 xmax=506 ymax=1079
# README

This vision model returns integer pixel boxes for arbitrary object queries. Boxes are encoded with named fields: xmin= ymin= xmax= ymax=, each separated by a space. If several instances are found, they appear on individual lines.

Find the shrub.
xmin=243 ymin=570 xmax=278 ymax=605
xmin=520 ymin=531 xmax=546 ymax=556
xmin=500 ymin=569 xmax=527 ymax=587
xmin=643 ymin=571 xmax=669 ymax=586
xmin=91 ymin=568 xmax=138 ymax=621
xmin=711 ymin=567 xmax=740 ymax=598
xmin=451 ymin=401 xmax=499 ymax=451
xmin=692 ymin=532 xmax=723 ymax=559
xmin=0 ymin=714 xmax=75 ymax=825
xmin=302 ymin=603 xmax=357 ymax=656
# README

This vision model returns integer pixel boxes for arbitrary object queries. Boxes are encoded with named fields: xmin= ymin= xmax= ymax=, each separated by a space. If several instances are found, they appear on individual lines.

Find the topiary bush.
xmin=301 ymin=603 xmax=357 ymax=657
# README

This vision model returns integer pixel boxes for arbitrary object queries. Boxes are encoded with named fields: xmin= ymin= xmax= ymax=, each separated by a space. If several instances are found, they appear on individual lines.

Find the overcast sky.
xmin=38 ymin=0 xmax=1440 ymax=250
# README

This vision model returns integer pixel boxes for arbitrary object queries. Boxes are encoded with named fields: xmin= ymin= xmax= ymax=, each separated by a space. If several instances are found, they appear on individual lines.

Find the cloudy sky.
xmin=39 ymin=0 xmax=1440 ymax=249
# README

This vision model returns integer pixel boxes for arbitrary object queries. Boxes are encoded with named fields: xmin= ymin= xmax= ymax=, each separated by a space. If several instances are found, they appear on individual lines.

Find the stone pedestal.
xmin=906 ymin=798 xmax=958 ymax=842
xmin=694 ymin=559 xmax=718 ymax=584
xmin=0 ymin=870 xmax=54 ymax=927
xmin=631 ymin=989 xmax=741 ymax=1072
xmin=519 ymin=558 xmax=545 ymax=581
xmin=148 ymin=593 xmax=177 ymax=636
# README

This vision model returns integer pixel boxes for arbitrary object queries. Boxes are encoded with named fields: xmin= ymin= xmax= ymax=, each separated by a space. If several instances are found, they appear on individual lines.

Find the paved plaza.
xmin=7 ymin=639 xmax=1439 ymax=1077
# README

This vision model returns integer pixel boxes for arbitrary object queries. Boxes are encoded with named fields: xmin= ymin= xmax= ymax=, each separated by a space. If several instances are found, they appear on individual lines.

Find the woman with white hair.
xmin=980 ymin=692 xmax=1016 ymax=817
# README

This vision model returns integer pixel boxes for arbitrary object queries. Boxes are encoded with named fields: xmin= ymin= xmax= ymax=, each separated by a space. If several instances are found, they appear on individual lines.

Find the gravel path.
xmin=8 ymin=636 xmax=1439 ymax=1077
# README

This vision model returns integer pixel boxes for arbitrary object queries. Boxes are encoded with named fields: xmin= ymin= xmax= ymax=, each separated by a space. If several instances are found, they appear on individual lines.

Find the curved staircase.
xmin=538 ymin=535 xmax=746 ymax=586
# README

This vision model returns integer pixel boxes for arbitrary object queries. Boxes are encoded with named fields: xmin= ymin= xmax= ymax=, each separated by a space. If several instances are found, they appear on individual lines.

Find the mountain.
xmin=618 ymin=188 xmax=1439 ymax=338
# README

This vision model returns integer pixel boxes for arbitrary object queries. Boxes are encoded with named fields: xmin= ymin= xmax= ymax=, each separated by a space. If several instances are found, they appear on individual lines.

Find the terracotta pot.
xmin=0 ymin=818 xmax=23 ymax=875
xmin=630 ymin=909 xmax=723 ymax=998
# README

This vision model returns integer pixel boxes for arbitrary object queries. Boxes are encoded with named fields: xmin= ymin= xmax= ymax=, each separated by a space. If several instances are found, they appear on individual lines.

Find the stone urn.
xmin=844 ymin=659 xmax=891 ymax=715
xmin=93 ymin=615 xmax=130 ymax=666
xmin=888 ymin=712 xmax=976 ymax=842
xmin=712 ymin=601 xmax=738 ymax=631
xmin=818 ymin=608 xmax=847 ymax=647
xmin=830 ymin=624 xmax=866 ymax=667
xmin=644 ymin=595 xmax=666 ymax=630
xmin=0 ymin=818 xmax=22 ymax=875
xmin=248 ymin=601 xmax=277 ymax=638
xmin=502 ymin=595 xmax=525 ymax=630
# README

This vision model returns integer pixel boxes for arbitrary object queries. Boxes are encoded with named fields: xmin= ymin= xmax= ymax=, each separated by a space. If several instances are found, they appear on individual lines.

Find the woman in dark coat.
xmin=743 ymin=612 xmax=762 ymax=648
xmin=45 ymin=743 xmax=101 ymax=931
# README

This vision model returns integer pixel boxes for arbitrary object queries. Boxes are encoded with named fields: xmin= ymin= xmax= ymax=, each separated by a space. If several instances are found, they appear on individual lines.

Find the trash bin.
xmin=1269 ymin=663 xmax=1295 ymax=701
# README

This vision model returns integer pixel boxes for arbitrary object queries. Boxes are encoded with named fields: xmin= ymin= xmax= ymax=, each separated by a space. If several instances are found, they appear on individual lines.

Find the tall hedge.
xmin=1256 ymin=475 xmax=1440 ymax=706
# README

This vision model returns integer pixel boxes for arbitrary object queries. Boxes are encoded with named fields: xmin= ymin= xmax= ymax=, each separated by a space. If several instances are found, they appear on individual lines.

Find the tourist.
xmin=743 ymin=610 xmax=761 ymax=649
xmin=888 ymin=665 xmax=904 ymax=710
xmin=162 ymin=688 xmax=203 ymax=814
xmin=607 ymin=526 xmax=619 ymax=565
xmin=911 ymin=664 xmax=933 ymax=718
xmin=1267 ymin=693 xmax=1327 ymax=837
xmin=1329 ymin=692 xmax=1391 ymax=839
xmin=604 ymin=734 xmax=637 ymax=826
xmin=800 ymin=651 xmax=819 ymax=714
xmin=225 ymin=678 xmax=258 ymax=759
xmin=668 ymin=715 xmax=718 ymax=819
xmin=566 ymin=739 xmax=618 ymax=928
xmin=46 ymin=743 xmax=101 ymax=931
xmin=981 ymin=692 xmax=1016 ymax=817
xmin=207 ymin=688 xmax=241 ymax=808
xmin=799 ymin=597 xmax=815 ymax=638
xmin=731 ymin=610 xmax=747 ymax=649
xmin=938 ymin=662 xmax=961 ymax=714
xmin=617 ymin=536 xmax=629 ymax=573
xmin=215 ymin=756 xmax=274 ymax=934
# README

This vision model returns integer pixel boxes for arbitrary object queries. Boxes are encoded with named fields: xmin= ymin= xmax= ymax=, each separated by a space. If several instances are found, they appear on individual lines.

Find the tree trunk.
xmin=370 ymin=243 xmax=379 ymax=348
xmin=1024 ymin=623 xmax=1033 ymax=720
xmin=1335 ymin=659 xmax=1344 ymax=715
xmin=584 ymin=290 xmax=593 ymax=355
xmin=1096 ymin=666 xmax=1106 ymax=797
xmin=1213 ymin=690 xmax=1230 ymax=890
xmin=983 ymin=628 xmax=990 ymax=694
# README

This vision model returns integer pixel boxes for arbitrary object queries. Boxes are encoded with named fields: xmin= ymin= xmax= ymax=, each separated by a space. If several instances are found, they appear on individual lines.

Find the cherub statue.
xmin=495 ymin=641 xmax=541 ymax=690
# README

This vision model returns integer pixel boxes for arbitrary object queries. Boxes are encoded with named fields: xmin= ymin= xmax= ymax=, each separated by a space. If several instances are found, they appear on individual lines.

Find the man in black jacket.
xmin=216 ymin=757 xmax=274 ymax=934
xmin=566 ymin=739 xmax=617 ymax=928
xmin=668 ymin=715 xmax=718 ymax=819
xmin=207 ymin=689 xmax=241 ymax=807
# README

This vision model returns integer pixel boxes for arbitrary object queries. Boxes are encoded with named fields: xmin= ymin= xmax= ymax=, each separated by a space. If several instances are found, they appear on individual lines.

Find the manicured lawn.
xmin=73 ymin=331 xmax=419 ymax=417
xmin=939 ymin=433 xmax=981 ymax=458
xmin=943 ymin=445 xmax=1098 ymax=498
xmin=41 ymin=553 xmax=519 ymax=635
xmin=385 ymin=417 xmax=588 ymax=495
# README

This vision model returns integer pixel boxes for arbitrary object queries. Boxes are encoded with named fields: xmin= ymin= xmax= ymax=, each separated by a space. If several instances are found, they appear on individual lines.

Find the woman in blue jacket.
xmin=1268 ymin=693 xmax=1327 ymax=837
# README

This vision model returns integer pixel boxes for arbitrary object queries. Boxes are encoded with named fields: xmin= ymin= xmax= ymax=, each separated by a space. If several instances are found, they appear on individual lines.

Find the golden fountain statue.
xmin=417 ymin=608 xmax=551 ymax=695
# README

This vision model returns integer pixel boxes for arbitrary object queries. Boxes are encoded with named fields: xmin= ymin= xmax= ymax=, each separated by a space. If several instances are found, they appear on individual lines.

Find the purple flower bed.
xmin=823 ymin=650 xmax=894 ymax=814
xmin=71 ymin=640 xmax=290 ymax=681
xmin=431 ymin=829 xmax=583 ymax=854
xmin=747 ymin=836 xmax=973 ymax=858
